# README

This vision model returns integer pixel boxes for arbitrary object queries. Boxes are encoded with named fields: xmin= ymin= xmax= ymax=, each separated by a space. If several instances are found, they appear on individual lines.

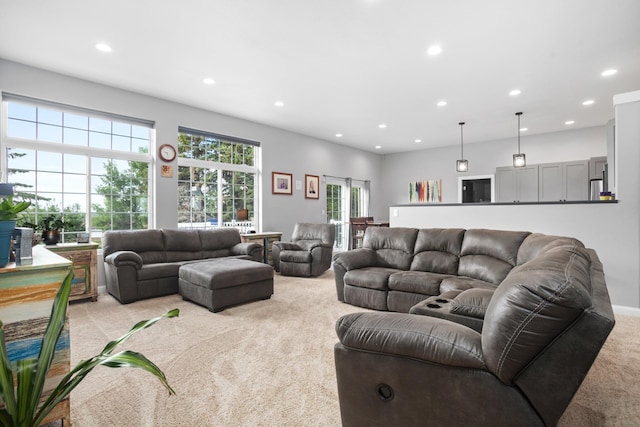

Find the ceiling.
xmin=1 ymin=0 xmax=639 ymax=154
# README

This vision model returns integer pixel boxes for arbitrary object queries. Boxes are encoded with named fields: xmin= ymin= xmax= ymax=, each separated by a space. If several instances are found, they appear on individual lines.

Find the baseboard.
xmin=613 ymin=305 xmax=640 ymax=316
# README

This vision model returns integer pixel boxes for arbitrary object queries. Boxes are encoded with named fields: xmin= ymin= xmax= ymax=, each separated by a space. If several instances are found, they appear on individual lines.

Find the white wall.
xmin=0 ymin=59 xmax=385 ymax=240
xmin=381 ymin=126 xmax=607 ymax=205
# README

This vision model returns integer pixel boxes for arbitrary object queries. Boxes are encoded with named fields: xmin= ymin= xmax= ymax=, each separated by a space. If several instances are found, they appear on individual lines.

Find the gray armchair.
xmin=272 ymin=223 xmax=335 ymax=277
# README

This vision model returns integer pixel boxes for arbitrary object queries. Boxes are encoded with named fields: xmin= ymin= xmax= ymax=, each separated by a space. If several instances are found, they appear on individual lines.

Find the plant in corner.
xmin=0 ymin=195 xmax=31 ymax=267
xmin=0 ymin=271 xmax=179 ymax=427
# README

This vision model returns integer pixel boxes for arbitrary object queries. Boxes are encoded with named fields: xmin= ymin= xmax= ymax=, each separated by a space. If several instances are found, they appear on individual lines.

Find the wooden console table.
xmin=241 ymin=232 xmax=283 ymax=266
xmin=0 ymin=246 xmax=72 ymax=426
xmin=47 ymin=242 xmax=99 ymax=302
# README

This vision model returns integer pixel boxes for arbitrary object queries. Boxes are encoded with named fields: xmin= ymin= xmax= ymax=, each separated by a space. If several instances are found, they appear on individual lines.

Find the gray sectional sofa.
xmin=103 ymin=228 xmax=262 ymax=304
xmin=332 ymin=227 xmax=595 ymax=331
xmin=333 ymin=226 xmax=615 ymax=426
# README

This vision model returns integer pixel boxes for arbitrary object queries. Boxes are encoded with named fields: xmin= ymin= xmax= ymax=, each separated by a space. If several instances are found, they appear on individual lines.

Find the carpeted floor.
xmin=67 ymin=271 xmax=640 ymax=426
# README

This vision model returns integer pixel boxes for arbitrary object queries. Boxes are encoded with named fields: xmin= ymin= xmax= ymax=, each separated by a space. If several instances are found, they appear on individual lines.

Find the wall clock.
xmin=158 ymin=144 xmax=177 ymax=162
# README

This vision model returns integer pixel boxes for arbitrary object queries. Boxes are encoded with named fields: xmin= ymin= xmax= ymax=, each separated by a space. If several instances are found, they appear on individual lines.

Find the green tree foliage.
xmin=93 ymin=159 xmax=149 ymax=231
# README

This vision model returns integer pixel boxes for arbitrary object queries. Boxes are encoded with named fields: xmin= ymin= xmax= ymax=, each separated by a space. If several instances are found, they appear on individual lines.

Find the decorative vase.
xmin=42 ymin=230 xmax=61 ymax=245
xmin=0 ymin=220 xmax=16 ymax=268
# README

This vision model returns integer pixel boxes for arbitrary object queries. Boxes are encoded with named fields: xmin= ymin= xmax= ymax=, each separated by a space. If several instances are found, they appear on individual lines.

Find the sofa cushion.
xmin=388 ymin=271 xmax=450 ymax=296
xmin=364 ymin=227 xmax=418 ymax=270
xmin=280 ymin=250 xmax=312 ymax=263
xmin=410 ymin=228 xmax=465 ymax=274
xmin=103 ymin=229 xmax=166 ymax=264
xmin=137 ymin=262 xmax=182 ymax=281
xmin=199 ymin=228 xmax=241 ymax=258
xmin=517 ymin=233 xmax=585 ymax=265
xmin=458 ymin=229 xmax=530 ymax=284
xmin=344 ymin=267 xmax=400 ymax=290
xmin=162 ymin=229 xmax=202 ymax=262
xmin=440 ymin=276 xmax=496 ymax=293
xmin=482 ymin=243 xmax=593 ymax=384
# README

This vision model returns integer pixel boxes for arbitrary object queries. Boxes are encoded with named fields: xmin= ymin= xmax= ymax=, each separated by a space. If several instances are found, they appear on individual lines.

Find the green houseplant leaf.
xmin=0 ymin=271 xmax=179 ymax=427
xmin=0 ymin=196 xmax=30 ymax=222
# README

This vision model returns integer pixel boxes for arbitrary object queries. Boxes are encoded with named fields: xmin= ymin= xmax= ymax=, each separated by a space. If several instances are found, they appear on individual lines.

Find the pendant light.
xmin=456 ymin=122 xmax=468 ymax=172
xmin=513 ymin=112 xmax=526 ymax=167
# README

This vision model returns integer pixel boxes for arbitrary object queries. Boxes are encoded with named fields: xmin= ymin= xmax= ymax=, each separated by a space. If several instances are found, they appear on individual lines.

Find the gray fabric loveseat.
xmin=332 ymin=227 xmax=601 ymax=331
xmin=103 ymin=228 xmax=262 ymax=304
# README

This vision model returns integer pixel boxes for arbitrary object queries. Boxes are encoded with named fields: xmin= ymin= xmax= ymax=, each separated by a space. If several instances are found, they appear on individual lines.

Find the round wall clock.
xmin=158 ymin=144 xmax=177 ymax=162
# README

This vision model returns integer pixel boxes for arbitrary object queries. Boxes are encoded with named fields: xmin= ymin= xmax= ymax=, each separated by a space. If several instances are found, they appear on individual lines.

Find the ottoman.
xmin=178 ymin=259 xmax=274 ymax=312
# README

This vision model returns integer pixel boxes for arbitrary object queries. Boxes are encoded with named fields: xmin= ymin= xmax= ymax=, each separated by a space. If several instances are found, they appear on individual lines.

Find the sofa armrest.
xmin=336 ymin=312 xmax=485 ymax=369
xmin=104 ymin=250 xmax=143 ymax=269
xmin=231 ymin=242 xmax=261 ymax=255
xmin=449 ymin=288 xmax=495 ymax=319
xmin=332 ymin=248 xmax=376 ymax=271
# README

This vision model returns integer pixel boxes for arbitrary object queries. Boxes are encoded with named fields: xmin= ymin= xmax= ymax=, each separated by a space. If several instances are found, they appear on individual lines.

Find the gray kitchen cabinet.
xmin=589 ymin=156 xmax=607 ymax=180
xmin=495 ymin=165 xmax=539 ymax=202
xmin=538 ymin=160 xmax=589 ymax=201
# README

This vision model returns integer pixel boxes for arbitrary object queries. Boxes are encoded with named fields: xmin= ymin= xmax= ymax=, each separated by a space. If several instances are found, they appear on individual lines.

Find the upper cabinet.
xmin=538 ymin=160 xmax=589 ymax=202
xmin=495 ymin=165 xmax=539 ymax=203
xmin=496 ymin=160 xmax=590 ymax=203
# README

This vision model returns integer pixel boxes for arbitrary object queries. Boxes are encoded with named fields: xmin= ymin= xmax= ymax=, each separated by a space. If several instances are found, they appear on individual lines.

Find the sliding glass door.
xmin=325 ymin=177 xmax=369 ymax=250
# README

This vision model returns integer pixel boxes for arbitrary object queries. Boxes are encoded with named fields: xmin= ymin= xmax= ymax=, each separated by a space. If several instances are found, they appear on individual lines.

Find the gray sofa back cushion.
xmin=458 ymin=229 xmax=530 ymax=285
xmin=103 ymin=229 xmax=166 ymax=264
xmin=364 ymin=227 xmax=418 ymax=270
xmin=517 ymin=233 xmax=585 ymax=265
xmin=199 ymin=228 xmax=240 ymax=258
xmin=482 ymin=243 xmax=593 ymax=384
xmin=411 ymin=228 xmax=465 ymax=274
xmin=291 ymin=222 xmax=335 ymax=245
xmin=164 ymin=228 xmax=202 ymax=262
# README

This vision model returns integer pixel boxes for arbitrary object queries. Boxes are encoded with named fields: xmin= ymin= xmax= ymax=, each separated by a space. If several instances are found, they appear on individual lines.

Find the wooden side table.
xmin=240 ymin=232 xmax=283 ymax=266
xmin=46 ymin=242 xmax=99 ymax=302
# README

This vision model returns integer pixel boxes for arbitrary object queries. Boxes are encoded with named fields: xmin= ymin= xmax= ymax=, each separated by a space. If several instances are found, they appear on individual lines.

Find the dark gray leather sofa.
xmin=334 ymin=227 xmax=615 ymax=426
xmin=103 ymin=228 xmax=262 ymax=303
xmin=333 ymin=227 xmax=584 ymax=329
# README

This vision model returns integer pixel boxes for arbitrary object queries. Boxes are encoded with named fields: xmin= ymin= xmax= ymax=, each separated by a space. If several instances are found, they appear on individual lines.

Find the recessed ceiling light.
xmin=565 ymin=120 xmax=575 ymax=125
xmin=203 ymin=78 xmax=215 ymax=85
xmin=601 ymin=69 xmax=618 ymax=77
xmin=437 ymin=100 xmax=447 ymax=107
xmin=509 ymin=89 xmax=521 ymax=96
xmin=582 ymin=99 xmax=595 ymax=106
xmin=375 ymin=145 xmax=382 ymax=149
xmin=520 ymin=127 xmax=528 ymax=132
xmin=427 ymin=45 xmax=442 ymax=56
xmin=274 ymin=101 xmax=284 ymax=107
xmin=378 ymin=124 xmax=387 ymax=129
xmin=414 ymin=139 xmax=422 ymax=143
xmin=335 ymin=133 xmax=343 ymax=138
xmin=95 ymin=43 xmax=112 ymax=52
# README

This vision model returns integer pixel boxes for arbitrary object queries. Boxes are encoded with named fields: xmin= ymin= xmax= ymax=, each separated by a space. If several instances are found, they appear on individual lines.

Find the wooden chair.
xmin=349 ymin=217 xmax=373 ymax=249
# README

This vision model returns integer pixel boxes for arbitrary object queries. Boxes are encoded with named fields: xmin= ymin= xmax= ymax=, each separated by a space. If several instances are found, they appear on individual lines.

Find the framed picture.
xmin=272 ymin=171 xmax=293 ymax=195
xmin=305 ymin=174 xmax=320 ymax=199
xmin=77 ymin=232 xmax=90 ymax=243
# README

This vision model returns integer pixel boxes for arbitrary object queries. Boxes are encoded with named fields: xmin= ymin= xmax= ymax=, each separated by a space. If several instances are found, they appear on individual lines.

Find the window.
xmin=177 ymin=127 xmax=259 ymax=232
xmin=2 ymin=95 xmax=153 ymax=243
xmin=325 ymin=177 xmax=370 ymax=250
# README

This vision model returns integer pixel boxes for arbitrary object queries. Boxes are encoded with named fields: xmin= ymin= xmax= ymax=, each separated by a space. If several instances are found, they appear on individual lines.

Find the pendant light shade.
xmin=456 ymin=121 xmax=468 ymax=172
xmin=513 ymin=112 xmax=526 ymax=167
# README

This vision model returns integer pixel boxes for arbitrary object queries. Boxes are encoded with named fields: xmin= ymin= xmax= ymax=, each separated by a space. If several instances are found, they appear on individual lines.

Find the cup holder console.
xmin=435 ymin=298 xmax=449 ymax=303
xmin=426 ymin=303 xmax=441 ymax=309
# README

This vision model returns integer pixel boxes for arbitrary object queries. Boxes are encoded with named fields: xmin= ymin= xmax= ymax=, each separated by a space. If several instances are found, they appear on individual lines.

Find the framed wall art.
xmin=305 ymin=174 xmax=320 ymax=199
xmin=272 ymin=171 xmax=293 ymax=195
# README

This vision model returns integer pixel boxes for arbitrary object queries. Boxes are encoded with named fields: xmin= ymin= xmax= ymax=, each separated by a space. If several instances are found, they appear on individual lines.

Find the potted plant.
xmin=0 ymin=195 xmax=31 ymax=267
xmin=0 ymin=271 xmax=179 ymax=426
xmin=37 ymin=214 xmax=71 ymax=246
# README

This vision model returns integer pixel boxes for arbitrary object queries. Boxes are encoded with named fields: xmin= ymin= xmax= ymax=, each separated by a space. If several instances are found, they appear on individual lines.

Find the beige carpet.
xmin=67 ymin=271 xmax=640 ymax=426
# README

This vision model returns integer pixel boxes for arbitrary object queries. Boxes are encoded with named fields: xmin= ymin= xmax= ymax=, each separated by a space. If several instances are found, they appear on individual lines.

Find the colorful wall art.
xmin=409 ymin=179 xmax=442 ymax=203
